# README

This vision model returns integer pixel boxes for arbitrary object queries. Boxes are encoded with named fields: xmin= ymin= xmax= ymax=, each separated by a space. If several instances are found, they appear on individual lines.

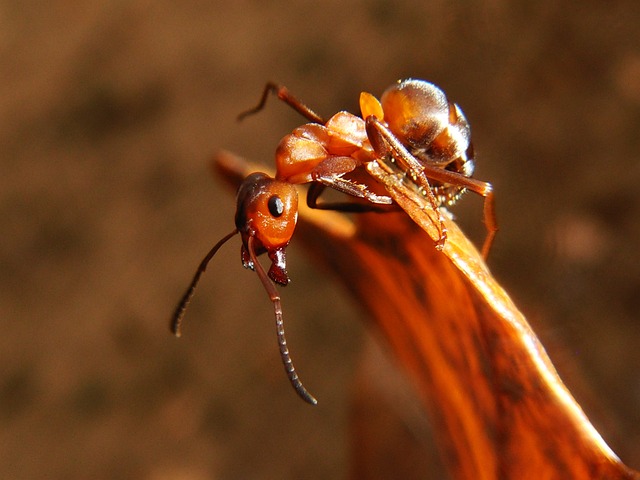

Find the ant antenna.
xmin=170 ymin=229 xmax=239 ymax=337
xmin=247 ymin=236 xmax=318 ymax=405
xmin=170 ymin=228 xmax=317 ymax=405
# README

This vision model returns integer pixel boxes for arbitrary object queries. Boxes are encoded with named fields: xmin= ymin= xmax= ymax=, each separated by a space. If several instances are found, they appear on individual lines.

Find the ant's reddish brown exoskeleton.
xmin=171 ymin=79 xmax=497 ymax=405
xmin=238 ymin=79 xmax=497 ymax=256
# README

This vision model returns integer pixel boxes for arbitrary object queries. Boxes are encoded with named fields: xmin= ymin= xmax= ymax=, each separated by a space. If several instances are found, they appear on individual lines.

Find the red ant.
xmin=238 ymin=78 xmax=497 ymax=257
xmin=170 ymin=79 xmax=497 ymax=406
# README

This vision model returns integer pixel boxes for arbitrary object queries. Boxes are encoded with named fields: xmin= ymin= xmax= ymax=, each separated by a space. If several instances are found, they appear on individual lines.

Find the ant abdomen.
xmin=381 ymin=79 xmax=473 ymax=169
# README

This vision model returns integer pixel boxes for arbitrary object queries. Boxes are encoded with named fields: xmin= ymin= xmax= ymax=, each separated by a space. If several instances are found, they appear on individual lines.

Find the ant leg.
xmin=247 ymin=236 xmax=318 ymax=405
xmin=440 ymin=176 xmax=497 ymax=258
xmin=307 ymin=182 xmax=396 ymax=213
xmin=307 ymin=155 xmax=394 ymax=211
xmin=366 ymin=116 xmax=498 ymax=258
xmin=365 ymin=117 xmax=448 ymax=250
xmin=479 ymin=187 xmax=497 ymax=258
xmin=170 ymin=229 xmax=239 ymax=337
xmin=400 ymin=164 xmax=497 ymax=258
xmin=237 ymin=82 xmax=326 ymax=124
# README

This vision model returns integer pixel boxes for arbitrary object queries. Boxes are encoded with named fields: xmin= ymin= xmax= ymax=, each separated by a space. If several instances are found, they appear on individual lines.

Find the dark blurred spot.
xmin=111 ymin=315 xmax=191 ymax=395
xmin=621 ymin=282 xmax=640 ymax=319
xmin=0 ymin=366 xmax=38 ymax=420
xmin=35 ymin=217 xmax=92 ymax=260
xmin=366 ymin=0 xmax=399 ymax=27
xmin=56 ymin=82 xmax=167 ymax=143
xmin=156 ymin=355 xmax=191 ymax=392
xmin=70 ymin=377 xmax=110 ymax=417
xmin=294 ymin=43 xmax=332 ymax=76
xmin=126 ymin=357 xmax=191 ymax=418
xmin=200 ymin=396 xmax=237 ymax=437
xmin=0 ymin=194 xmax=95 ymax=306
xmin=142 ymin=158 xmax=182 ymax=209
xmin=111 ymin=315 xmax=148 ymax=360
xmin=585 ymin=190 xmax=636 ymax=231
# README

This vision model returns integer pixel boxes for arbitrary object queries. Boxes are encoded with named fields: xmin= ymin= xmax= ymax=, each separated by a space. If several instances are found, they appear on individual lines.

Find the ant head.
xmin=380 ymin=79 xmax=471 ymax=163
xmin=171 ymin=172 xmax=299 ymax=331
xmin=171 ymin=171 xmax=316 ymax=404
xmin=235 ymin=172 xmax=299 ymax=285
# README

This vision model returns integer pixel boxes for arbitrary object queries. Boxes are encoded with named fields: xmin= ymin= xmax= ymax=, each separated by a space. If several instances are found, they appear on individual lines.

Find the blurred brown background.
xmin=1 ymin=1 xmax=639 ymax=479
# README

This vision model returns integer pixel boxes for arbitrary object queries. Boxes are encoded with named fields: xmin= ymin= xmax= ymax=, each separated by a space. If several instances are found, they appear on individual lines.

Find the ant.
xmin=238 ymin=78 xmax=497 ymax=257
xmin=170 ymin=79 xmax=497 ymax=406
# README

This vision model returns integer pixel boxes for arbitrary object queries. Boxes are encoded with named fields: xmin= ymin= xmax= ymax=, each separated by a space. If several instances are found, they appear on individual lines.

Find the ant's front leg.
xmin=237 ymin=82 xmax=326 ymax=124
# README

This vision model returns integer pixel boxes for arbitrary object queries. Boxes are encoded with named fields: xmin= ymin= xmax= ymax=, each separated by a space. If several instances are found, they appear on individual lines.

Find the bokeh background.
xmin=1 ymin=1 xmax=639 ymax=479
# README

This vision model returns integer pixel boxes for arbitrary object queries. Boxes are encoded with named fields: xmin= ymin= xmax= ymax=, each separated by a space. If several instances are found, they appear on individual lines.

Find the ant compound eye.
xmin=268 ymin=195 xmax=284 ymax=217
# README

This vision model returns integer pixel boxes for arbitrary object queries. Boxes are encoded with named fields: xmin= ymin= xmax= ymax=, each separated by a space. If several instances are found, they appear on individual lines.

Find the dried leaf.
xmin=213 ymin=151 xmax=639 ymax=480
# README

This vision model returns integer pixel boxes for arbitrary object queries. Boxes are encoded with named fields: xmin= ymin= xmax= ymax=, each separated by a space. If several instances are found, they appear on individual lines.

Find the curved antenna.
xmin=170 ymin=229 xmax=239 ymax=337
xmin=247 ymin=236 xmax=318 ymax=405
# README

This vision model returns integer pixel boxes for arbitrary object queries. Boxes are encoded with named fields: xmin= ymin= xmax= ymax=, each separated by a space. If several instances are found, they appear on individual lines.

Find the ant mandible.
xmin=238 ymin=78 xmax=497 ymax=257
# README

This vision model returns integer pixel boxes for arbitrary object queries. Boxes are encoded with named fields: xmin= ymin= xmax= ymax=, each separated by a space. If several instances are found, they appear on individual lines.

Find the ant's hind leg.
xmin=365 ymin=116 xmax=448 ymax=249
xmin=479 ymin=186 xmax=498 ymax=258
